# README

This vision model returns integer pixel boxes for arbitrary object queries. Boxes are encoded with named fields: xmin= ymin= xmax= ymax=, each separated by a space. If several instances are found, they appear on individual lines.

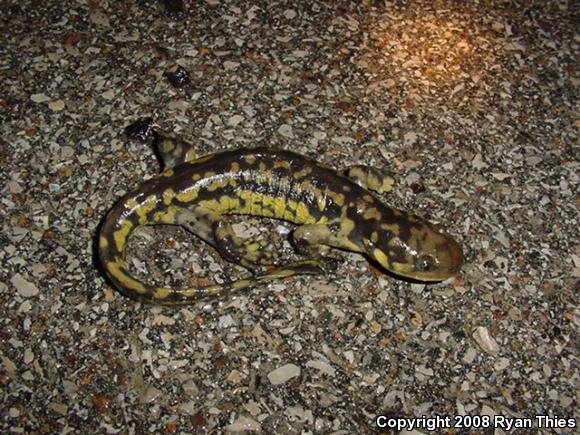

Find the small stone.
xmin=481 ymin=404 xmax=497 ymax=417
xmin=18 ymin=300 xmax=32 ymax=313
xmin=283 ymin=9 xmax=297 ymax=19
xmin=277 ymin=124 xmax=293 ymax=138
xmin=463 ymin=347 xmax=477 ymax=363
xmin=152 ymin=314 xmax=175 ymax=326
xmin=491 ymin=172 xmax=511 ymax=181
xmin=472 ymin=153 xmax=489 ymax=170
xmin=7 ymin=181 xmax=23 ymax=193
xmin=11 ymin=274 xmax=39 ymax=298
xmin=90 ymin=10 xmax=110 ymax=27
xmin=306 ymin=359 xmax=336 ymax=377
xmin=226 ymin=369 xmax=243 ymax=383
xmin=31 ymin=93 xmax=50 ymax=103
xmin=218 ymin=314 xmax=236 ymax=328
xmin=140 ymin=386 xmax=162 ymax=404
xmin=403 ymin=131 xmax=418 ymax=146
xmin=494 ymin=357 xmax=510 ymax=371
xmin=63 ymin=380 xmax=78 ymax=398
xmin=225 ymin=415 xmax=261 ymax=432
xmin=102 ymin=89 xmax=115 ymax=100
xmin=48 ymin=402 xmax=68 ymax=415
xmin=23 ymin=349 xmax=34 ymax=364
xmin=243 ymin=400 xmax=261 ymax=416
xmin=268 ymin=363 xmax=300 ymax=385
xmin=416 ymin=365 xmax=434 ymax=376
xmin=223 ymin=61 xmax=239 ymax=70
xmin=227 ymin=114 xmax=244 ymax=127
xmin=178 ymin=400 xmax=197 ymax=415
xmin=182 ymin=380 xmax=199 ymax=397
xmin=49 ymin=99 xmax=65 ymax=111
xmin=472 ymin=326 xmax=500 ymax=355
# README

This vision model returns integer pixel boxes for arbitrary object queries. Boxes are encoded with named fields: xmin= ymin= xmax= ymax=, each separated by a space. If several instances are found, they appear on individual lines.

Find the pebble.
xmin=472 ymin=326 xmax=500 ymax=355
xmin=49 ymin=99 xmax=65 ymax=111
xmin=305 ymin=359 xmax=336 ymax=377
xmin=225 ymin=416 xmax=261 ymax=432
xmin=30 ymin=93 xmax=50 ymax=103
xmin=139 ymin=386 xmax=162 ymax=404
xmin=23 ymin=349 xmax=34 ymax=364
xmin=10 ymin=274 xmax=39 ymax=298
xmin=178 ymin=400 xmax=197 ymax=416
xmin=267 ymin=364 xmax=300 ymax=385
xmin=277 ymin=124 xmax=294 ymax=138
xmin=227 ymin=114 xmax=244 ymax=126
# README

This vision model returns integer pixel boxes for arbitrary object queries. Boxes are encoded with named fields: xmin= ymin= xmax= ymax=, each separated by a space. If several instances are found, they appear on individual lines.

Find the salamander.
xmin=98 ymin=118 xmax=463 ymax=305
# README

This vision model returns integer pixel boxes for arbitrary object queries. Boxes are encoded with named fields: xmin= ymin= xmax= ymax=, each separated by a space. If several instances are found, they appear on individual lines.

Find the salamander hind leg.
xmin=344 ymin=165 xmax=394 ymax=194
xmin=175 ymin=206 xmax=275 ymax=272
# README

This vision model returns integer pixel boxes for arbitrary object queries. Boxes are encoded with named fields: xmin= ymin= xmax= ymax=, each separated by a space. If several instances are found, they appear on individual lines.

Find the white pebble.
xmin=31 ymin=93 xmax=50 ymax=103
xmin=49 ymin=99 xmax=65 ymax=111
xmin=228 ymin=114 xmax=244 ymax=127
xmin=11 ymin=273 xmax=39 ymax=298
xmin=268 ymin=363 xmax=300 ymax=385
xmin=472 ymin=326 xmax=500 ymax=355
xmin=178 ymin=400 xmax=197 ymax=415
xmin=277 ymin=124 xmax=294 ymax=138
xmin=223 ymin=61 xmax=239 ymax=70
xmin=225 ymin=415 xmax=261 ymax=432
xmin=306 ymin=359 xmax=336 ymax=377
xmin=139 ymin=386 xmax=162 ymax=404
xmin=23 ymin=349 xmax=34 ymax=364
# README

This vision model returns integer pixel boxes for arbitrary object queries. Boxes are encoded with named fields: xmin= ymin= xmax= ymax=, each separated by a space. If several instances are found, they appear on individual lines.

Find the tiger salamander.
xmin=98 ymin=119 xmax=463 ymax=305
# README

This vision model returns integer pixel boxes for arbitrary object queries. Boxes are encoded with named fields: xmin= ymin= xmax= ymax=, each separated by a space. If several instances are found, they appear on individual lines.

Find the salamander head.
xmin=363 ymin=219 xmax=464 ymax=282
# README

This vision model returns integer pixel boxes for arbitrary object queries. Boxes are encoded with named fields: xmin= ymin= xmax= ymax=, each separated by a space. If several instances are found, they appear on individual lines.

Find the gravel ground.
xmin=1 ymin=0 xmax=578 ymax=433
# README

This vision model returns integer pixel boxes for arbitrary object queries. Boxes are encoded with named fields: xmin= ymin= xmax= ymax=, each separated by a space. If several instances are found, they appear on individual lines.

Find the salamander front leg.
xmin=291 ymin=224 xmax=332 ymax=258
xmin=213 ymin=220 xmax=277 ymax=271
xmin=292 ymin=221 xmax=366 ymax=258
xmin=344 ymin=165 xmax=394 ymax=194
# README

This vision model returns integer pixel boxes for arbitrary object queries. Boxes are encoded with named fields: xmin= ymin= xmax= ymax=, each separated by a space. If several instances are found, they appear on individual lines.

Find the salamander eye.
xmin=416 ymin=255 xmax=436 ymax=272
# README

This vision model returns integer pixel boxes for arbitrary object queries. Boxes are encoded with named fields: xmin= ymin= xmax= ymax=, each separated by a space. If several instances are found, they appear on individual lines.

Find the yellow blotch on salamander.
xmin=107 ymin=258 xmax=147 ymax=294
xmin=326 ymin=190 xmax=345 ymax=206
xmin=176 ymin=188 xmax=199 ymax=203
xmin=153 ymin=287 xmax=171 ymax=300
xmin=135 ymin=195 xmax=159 ymax=225
xmin=207 ymin=178 xmax=229 ymax=192
xmin=113 ymin=220 xmax=133 ymax=251
xmin=163 ymin=188 xmax=176 ymax=205
xmin=363 ymin=207 xmax=382 ymax=221
xmin=292 ymin=166 xmax=312 ymax=179
xmin=153 ymin=205 xmax=179 ymax=224
xmin=273 ymin=160 xmax=291 ymax=170
xmin=99 ymin=236 xmax=109 ymax=249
